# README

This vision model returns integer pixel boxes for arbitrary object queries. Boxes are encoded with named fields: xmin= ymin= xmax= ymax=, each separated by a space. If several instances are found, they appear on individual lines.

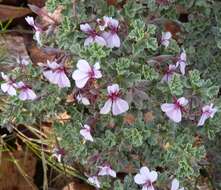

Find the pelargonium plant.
xmin=1 ymin=0 xmax=221 ymax=189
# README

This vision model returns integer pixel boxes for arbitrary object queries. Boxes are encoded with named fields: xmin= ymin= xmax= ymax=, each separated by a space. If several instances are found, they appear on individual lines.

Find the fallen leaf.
xmin=62 ymin=180 xmax=95 ymax=190
xmin=27 ymin=0 xmax=46 ymax=8
xmin=0 ymin=4 xmax=31 ymax=22
xmin=123 ymin=113 xmax=136 ymax=125
xmin=144 ymin=112 xmax=155 ymax=123
xmin=56 ymin=112 xmax=71 ymax=124
xmin=164 ymin=20 xmax=182 ymax=40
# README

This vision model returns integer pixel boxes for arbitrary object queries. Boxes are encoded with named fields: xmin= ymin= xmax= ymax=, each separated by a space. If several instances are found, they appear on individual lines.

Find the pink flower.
xmin=1 ymin=72 xmax=17 ymax=96
xmin=25 ymin=16 xmax=42 ymax=45
xmin=161 ymin=65 xmax=176 ymax=82
xmin=80 ymin=124 xmax=94 ymax=142
xmin=161 ymin=97 xmax=188 ymax=123
xmin=100 ymin=84 xmax=129 ymax=116
xmin=88 ymin=176 xmax=100 ymax=188
xmin=80 ymin=23 xmax=106 ymax=46
xmin=134 ymin=166 xmax=158 ymax=190
xmin=97 ymin=16 xmax=109 ymax=31
xmin=197 ymin=104 xmax=217 ymax=126
xmin=72 ymin=59 xmax=102 ymax=89
xmin=161 ymin=31 xmax=172 ymax=48
xmin=17 ymin=82 xmax=37 ymax=101
xmin=52 ymin=147 xmax=65 ymax=163
xmin=98 ymin=165 xmax=116 ymax=178
xmin=171 ymin=178 xmax=184 ymax=190
xmin=76 ymin=93 xmax=90 ymax=105
xmin=101 ymin=17 xmax=120 ymax=48
xmin=176 ymin=50 xmax=187 ymax=75
xmin=43 ymin=60 xmax=70 ymax=88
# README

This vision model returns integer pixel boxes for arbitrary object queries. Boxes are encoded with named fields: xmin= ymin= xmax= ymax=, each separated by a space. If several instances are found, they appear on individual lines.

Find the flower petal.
xmin=171 ymin=178 xmax=179 ymax=190
xmin=112 ymin=98 xmax=129 ymax=115
xmin=147 ymin=171 xmax=158 ymax=183
xmin=100 ymin=99 xmax=112 ymax=114
xmin=76 ymin=59 xmax=91 ymax=72
xmin=107 ymin=84 xmax=119 ymax=94
xmin=134 ymin=174 xmax=146 ymax=185
xmin=80 ymin=23 xmax=92 ymax=33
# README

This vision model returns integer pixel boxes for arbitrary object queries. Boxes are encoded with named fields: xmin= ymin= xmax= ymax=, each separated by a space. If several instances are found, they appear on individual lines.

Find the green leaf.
xmin=146 ymin=37 xmax=158 ymax=51
xmin=168 ymin=74 xmax=183 ymax=96
xmin=142 ymin=65 xmax=159 ymax=81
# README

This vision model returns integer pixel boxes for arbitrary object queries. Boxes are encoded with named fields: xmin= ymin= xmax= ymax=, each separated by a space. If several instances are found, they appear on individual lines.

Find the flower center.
xmin=109 ymin=92 xmax=119 ymax=101
xmin=144 ymin=180 xmax=152 ymax=187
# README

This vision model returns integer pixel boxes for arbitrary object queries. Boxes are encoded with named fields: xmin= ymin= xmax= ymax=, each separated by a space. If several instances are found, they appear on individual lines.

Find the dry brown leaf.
xmin=0 ymin=150 xmax=37 ymax=190
xmin=144 ymin=112 xmax=155 ymax=123
xmin=123 ymin=113 xmax=136 ymax=125
xmin=56 ymin=112 xmax=71 ymax=124
xmin=66 ymin=93 xmax=75 ymax=103
xmin=0 ymin=4 xmax=31 ymax=22
xmin=28 ymin=0 xmax=46 ymax=8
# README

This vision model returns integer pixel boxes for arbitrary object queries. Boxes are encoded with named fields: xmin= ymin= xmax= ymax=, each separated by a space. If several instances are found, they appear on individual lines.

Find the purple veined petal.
xmin=72 ymin=70 xmax=90 ymax=88
xmin=134 ymin=174 xmax=147 ymax=185
xmin=25 ymin=16 xmax=35 ymax=27
xmin=26 ymin=89 xmax=37 ymax=100
xmin=140 ymin=167 xmax=150 ymax=176
xmin=94 ymin=36 xmax=107 ymax=46
xmin=80 ymin=129 xmax=93 ymax=142
xmin=180 ymin=51 xmax=186 ymax=61
xmin=163 ymin=31 xmax=172 ymax=40
xmin=107 ymin=17 xmax=119 ymax=28
xmin=197 ymin=113 xmax=208 ymax=126
xmin=177 ymin=97 xmax=188 ymax=106
xmin=16 ymin=81 xmax=25 ymax=88
xmin=43 ymin=70 xmax=55 ymax=83
xmin=56 ymin=72 xmax=71 ymax=88
xmin=7 ymin=85 xmax=17 ymax=96
xmin=81 ymin=97 xmax=90 ymax=105
xmin=98 ymin=167 xmax=108 ymax=176
xmin=100 ymin=99 xmax=112 ymax=114
xmin=76 ymin=59 xmax=91 ymax=73
xmin=84 ymin=36 xmax=94 ymax=46
xmin=93 ymin=70 xmax=102 ymax=79
xmin=147 ymin=171 xmax=158 ymax=183
xmin=161 ymin=73 xmax=173 ymax=83
xmin=102 ymin=32 xmax=120 ymax=48
xmin=171 ymin=178 xmax=179 ymax=190
xmin=80 ymin=23 xmax=92 ymax=33
xmin=107 ymin=84 xmax=119 ymax=95
xmin=165 ymin=108 xmax=182 ymax=123
xmin=112 ymin=98 xmax=129 ymax=115
xmin=161 ymin=103 xmax=175 ymax=112
xmin=19 ymin=91 xmax=28 ymax=101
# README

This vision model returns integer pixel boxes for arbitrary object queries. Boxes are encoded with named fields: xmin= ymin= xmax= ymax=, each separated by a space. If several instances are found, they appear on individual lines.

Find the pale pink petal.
xmin=163 ymin=32 xmax=172 ymax=40
xmin=134 ymin=174 xmax=146 ymax=185
xmin=94 ymin=36 xmax=107 ymax=46
xmin=147 ymin=171 xmax=158 ymax=183
xmin=81 ymin=97 xmax=90 ymax=105
xmin=142 ymin=186 xmax=148 ymax=190
xmin=25 ymin=16 xmax=35 ymax=27
xmin=179 ymin=62 xmax=186 ymax=75
xmin=88 ymin=176 xmax=100 ymax=188
xmin=94 ymin=70 xmax=102 ymax=79
xmin=72 ymin=70 xmax=90 ymax=88
xmin=161 ymin=103 xmax=175 ymax=112
xmin=166 ymin=108 xmax=182 ymax=123
xmin=56 ymin=72 xmax=71 ymax=88
xmin=80 ymin=23 xmax=92 ymax=33
xmin=109 ymin=169 xmax=116 ymax=178
xmin=180 ymin=52 xmax=186 ymax=61
xmin=107 ymin=84 xmax=119 ymax=94
xmin=76 ymin=59 xmax=91 ymax=72
xmin=102 ymin=32 xmax=120 ymax=48
xmin=80 ymin=129 xmax=93 ymax=142
xmin=1 ymin=72 xmax=8 ymax=81
xmin=19 ymin=91 xmax=28 ymax=101
xmin=197 ymin=114 xmax=208 ymax=126
xmin=26 ymin=89 xmax=37 ymax=100
xmin=112 ymin=98 xmax=129 ymax=115
xmin=100 ymin=99 xmax=112 ymax=114
xmin=84 ymin=36 xmax=94 ymax=46
xmin=162 ymin=40 xmax=170 ymax=48
xmin=171 ymin=178 xmax=179 ymax=190
xmin=140 ymin=167 xmax=150 ymax=175
xmin=177 ymin=97 xmax=188 ymax=106
xmin=34 ymin=31 xmax=41 ymax=45
xmin=7 ymin=85 xmax=17 ymax=96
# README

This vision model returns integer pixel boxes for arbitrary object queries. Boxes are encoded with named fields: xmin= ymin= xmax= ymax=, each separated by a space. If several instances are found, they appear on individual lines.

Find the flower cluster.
xmin=81 ymin=16 xmax=121 ymax=48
